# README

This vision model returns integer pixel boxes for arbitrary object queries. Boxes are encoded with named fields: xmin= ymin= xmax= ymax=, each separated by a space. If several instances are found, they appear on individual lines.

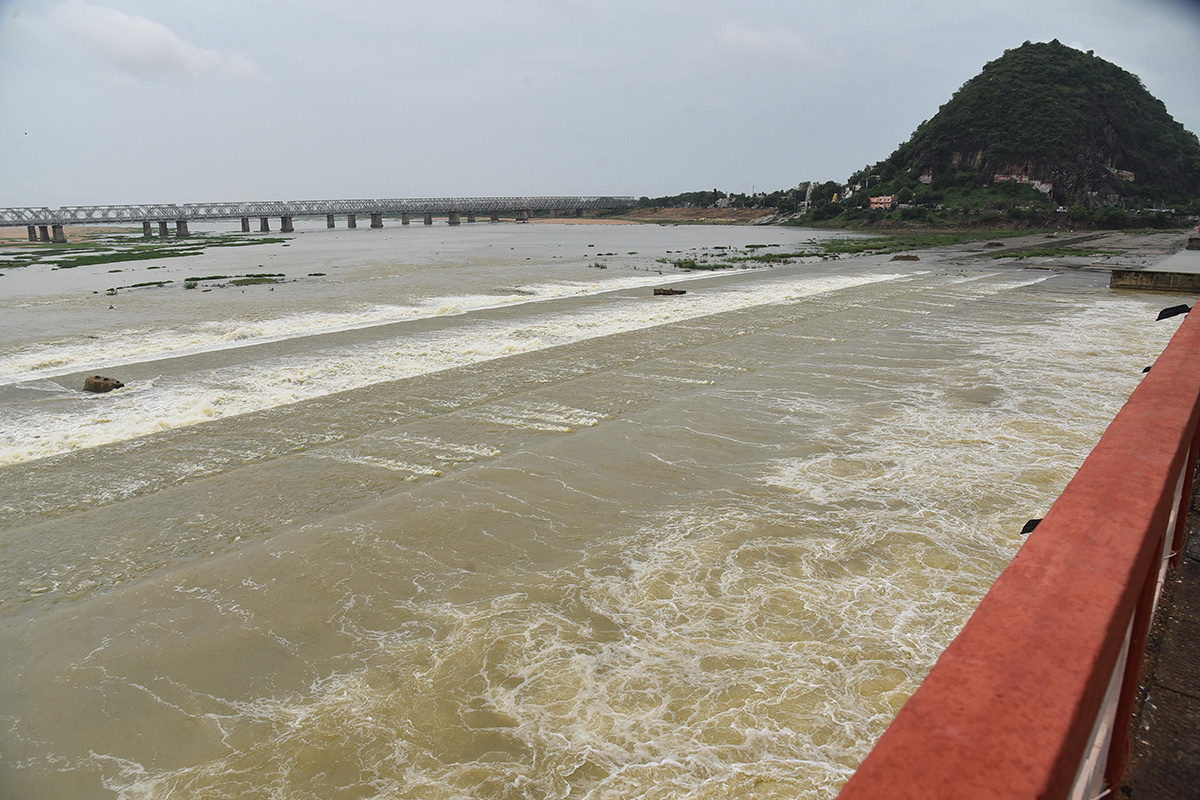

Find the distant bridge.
xmin=1 ymin=196 xmax=636 ymax=242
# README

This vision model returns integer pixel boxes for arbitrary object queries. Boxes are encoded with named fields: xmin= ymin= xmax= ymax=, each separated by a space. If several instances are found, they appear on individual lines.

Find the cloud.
xmin=48 ymin=1 xmax=260 ymax=81
xmin=712 ymin=20 xmax=824 ymax=65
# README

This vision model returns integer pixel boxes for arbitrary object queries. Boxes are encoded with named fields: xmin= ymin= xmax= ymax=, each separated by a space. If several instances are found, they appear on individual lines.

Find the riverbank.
xmin=611 ymin=207 xmax=775 ymax=224
xmin=604 ymin=203 xmax=1196 ymax=233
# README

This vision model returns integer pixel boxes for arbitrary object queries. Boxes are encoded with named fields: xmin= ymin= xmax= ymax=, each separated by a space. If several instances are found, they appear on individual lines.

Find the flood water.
xmin=0 ymin=220 xmax=1181 ymax=798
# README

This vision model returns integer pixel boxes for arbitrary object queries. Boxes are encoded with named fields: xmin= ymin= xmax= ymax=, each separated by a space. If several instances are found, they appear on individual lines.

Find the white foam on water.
xmin=85 ymin=494 xmax=976 ymax=800
xmin=0 ymin=272 xmax=910 ymax=466
xmin=469 ymin=401 xmax=605 ymax=432
xmin=88 ymin=512 xmax=882 ymax=799
xmin=81 ymin=291 xmax=1178 ymax=800
xmin=313 ymin=453 xmax=445 ymax=479
xmin=382 ymin=435 xmax=503 ymax=462
xmin=0 ymin=274 xmax=705 ymax=387
xmin=299 ymin=429 xmax=503 ymax=479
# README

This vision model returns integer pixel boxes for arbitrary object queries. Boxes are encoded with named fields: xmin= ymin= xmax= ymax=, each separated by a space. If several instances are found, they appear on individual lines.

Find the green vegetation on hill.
xmin=637 ymin=41 xmax=1200 ymax=230
xmin=630 ymin=188 xmax=809 ymax=214
xmin=849 ymin=40 xmax=1200 ymax=211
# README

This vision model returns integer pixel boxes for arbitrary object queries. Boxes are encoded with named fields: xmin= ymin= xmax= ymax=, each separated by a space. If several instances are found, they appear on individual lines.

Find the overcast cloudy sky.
xmin=2 ymin=0 xmax=1199 ymax=206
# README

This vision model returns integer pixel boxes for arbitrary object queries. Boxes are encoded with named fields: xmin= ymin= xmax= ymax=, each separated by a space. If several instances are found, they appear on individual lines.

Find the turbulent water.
xmin=0 ymin=220 xmax=1181 ymax=799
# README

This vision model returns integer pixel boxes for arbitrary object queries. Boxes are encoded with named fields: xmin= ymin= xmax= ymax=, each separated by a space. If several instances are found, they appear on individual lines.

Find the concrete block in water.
xmin=1111 ymin=270 xmax=1200 ymax=293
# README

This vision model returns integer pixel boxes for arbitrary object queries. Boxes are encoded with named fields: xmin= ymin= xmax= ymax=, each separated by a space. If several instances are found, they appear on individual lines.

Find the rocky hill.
xmin=863 ymin=40 xmax=1200 ymax=207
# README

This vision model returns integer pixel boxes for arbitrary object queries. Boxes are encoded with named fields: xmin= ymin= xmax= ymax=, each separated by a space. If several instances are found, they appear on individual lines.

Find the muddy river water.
xmin=0 ymin=220 xmax=1182 ymax=798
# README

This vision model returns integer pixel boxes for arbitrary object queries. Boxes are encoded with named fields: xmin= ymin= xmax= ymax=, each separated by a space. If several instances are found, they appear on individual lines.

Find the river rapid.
xmin=0 ymin=220 xmax=1181 ymax=798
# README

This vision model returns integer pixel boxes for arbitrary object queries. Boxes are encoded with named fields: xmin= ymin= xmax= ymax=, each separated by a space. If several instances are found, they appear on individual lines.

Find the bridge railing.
xmin=837 ymin=303 xmax=1200 ymax=799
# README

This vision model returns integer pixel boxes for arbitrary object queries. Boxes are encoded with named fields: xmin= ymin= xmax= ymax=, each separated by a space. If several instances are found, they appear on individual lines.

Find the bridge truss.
xmin=0 ymin=196 xmax=636 ymax=226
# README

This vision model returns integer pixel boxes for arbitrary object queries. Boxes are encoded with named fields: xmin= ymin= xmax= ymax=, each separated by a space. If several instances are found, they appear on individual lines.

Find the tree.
xmin=811 ymin=181 xmax=842 ymax=206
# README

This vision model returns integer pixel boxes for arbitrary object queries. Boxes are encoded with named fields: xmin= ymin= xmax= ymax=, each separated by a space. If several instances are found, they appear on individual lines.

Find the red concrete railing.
xmin=837 ymin=303 xmax=1200 ymax=800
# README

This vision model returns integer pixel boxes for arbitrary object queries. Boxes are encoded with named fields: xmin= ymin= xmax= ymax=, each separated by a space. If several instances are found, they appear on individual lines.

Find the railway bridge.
xmin=0 ymin=196 xmax=636 ymax=242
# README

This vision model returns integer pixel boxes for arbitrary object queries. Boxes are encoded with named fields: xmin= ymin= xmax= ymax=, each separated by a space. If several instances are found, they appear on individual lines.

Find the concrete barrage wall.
xmin=1111 ymin=269 xmax=1200 ymax=293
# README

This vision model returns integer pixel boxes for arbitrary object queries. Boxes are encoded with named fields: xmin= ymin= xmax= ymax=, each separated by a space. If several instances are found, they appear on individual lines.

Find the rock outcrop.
xmin=866 ymin=40 xmax=1200 ymax=207
xmin=84 ymin=375 xmax=124 ymax=393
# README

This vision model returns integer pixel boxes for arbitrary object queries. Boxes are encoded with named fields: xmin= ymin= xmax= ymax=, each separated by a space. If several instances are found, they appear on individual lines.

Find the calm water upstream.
xmin=0 ymin=220 xmax=1181 ymax=798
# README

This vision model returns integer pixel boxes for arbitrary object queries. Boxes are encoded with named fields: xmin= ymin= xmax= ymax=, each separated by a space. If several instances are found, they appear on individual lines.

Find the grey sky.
xmin=2 ymin=0 xmax=1199 ymax=206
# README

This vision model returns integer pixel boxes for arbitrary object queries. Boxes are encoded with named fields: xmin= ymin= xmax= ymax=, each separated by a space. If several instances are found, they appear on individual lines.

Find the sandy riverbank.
xmin=527 ymin=217 xmax=639 ymax=225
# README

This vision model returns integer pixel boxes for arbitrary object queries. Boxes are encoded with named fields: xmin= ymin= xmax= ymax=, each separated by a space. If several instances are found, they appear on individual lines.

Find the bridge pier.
xmin=423 ymin=212 xmax=433 ymax=225
xmin=175 ymin=220 xmax=189 ymax=237
xmin=142 ymin=221 xmax=152 ymax=237
xmin=467 ymin=211 xmax=476 ymax=223
xmin=158 ymin=221 xmax=169 ymax=238
xmin=370 ymin=213 xmax=383 ymax=228
xmin=280 ymin=216 xmax=294 ymax=233
xmin=575 ymin=208 xmax=583 ymax=218
xmin=27 ymin=225 xmax=37 ymax=241
xmin=347 ymin=213 xmax=357 ymax=228
xmin=401 ymin=212 xmax=410 ymax=225
xmin=259 ymin=217 xmax=270 ymax=232
xmin=448 ymin=211 xmax=460 ymax=226
xmin=37 ymin=225 xmax=49 ymax=242
xmin=241 ymin=217 xmax=250 ymax=233
xmin=490 ymin=211 xmax=500 ymax=223
xmin=326 ymin=214 xmax=335 ymax=228
xmin=51 ymin=224 xmax=66 ymax=243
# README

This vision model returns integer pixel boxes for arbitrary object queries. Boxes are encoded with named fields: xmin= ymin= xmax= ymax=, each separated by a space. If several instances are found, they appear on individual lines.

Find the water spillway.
xmin=838 ymin=291 xmax=1200 ymax=800
xmin=0 ymin=222 xmax=1185 ymax=798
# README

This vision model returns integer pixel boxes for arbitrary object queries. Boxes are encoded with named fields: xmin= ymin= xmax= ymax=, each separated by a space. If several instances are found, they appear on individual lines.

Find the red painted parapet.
xmin=838 ymin=305 xmax=1200 ymax=800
